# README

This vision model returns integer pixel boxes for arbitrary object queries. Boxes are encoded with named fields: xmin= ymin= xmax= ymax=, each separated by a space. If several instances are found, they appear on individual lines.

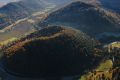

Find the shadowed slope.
xmin=3 ymin=26 xmax=99 ymax=77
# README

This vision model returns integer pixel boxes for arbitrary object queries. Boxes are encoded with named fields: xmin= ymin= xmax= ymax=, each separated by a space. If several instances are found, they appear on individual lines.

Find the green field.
xmin=80 ymin=60 xmax=113 ymax=80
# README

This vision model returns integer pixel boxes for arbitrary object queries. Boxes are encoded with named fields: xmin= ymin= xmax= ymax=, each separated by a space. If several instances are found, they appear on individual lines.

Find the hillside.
xmin=99 ymin=0 xmax=120 ymax=14
xmin=0 ymin=0 xmax=51 ymax=29
xmin=44 ymin=0 xmax=72 ymax=5
xmin=2 ymin=26 xmax=101 ymax=77
xmin=0 ymin=0 xmax=119 ymax=79
xmin=77 ymin=0 xmax=120 ymax=14
xmin=41 ymin=1 xmax=120 ymax=37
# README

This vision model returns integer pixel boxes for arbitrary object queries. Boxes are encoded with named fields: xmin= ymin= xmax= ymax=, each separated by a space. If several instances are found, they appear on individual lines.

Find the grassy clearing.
xmin=111 ymin=42 xmax=120 ymax=48
xmin=97 ymin=60 xmax=113 ymax=71
xmin=79 ymin=59 xmax=113 ymax=80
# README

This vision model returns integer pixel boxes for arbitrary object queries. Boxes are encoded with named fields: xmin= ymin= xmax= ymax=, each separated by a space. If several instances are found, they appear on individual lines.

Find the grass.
xmin=97 ymin=60 xmax=113 ymax=71
xmin=79 ymin=59 xmax=113 ymax=80
xmin=110 ymin=42 xmax=120 ymax=48
xmin=0 ymin=37 xmax=17 ymax=46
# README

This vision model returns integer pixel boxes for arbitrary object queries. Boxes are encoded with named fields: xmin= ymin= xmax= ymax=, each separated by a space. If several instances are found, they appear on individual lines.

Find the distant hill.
xmin=96 ymin=32 xmax=120 ymax=43
xmin=41 ymin=1 xmax=120 ymax=37
xmin=0 ymin=0 xmax=50 ymax=29
xmin=99 ymin=0 xmax=120 ymax=14
xmin=78 ymin=0 xmax=120 ymax=14
xmin=44 ymin=0 xmax=73 ymax=5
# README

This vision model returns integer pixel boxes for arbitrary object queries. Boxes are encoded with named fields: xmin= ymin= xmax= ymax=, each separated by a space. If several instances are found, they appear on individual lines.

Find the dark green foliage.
xmin=23 ymin=26 xmax=65 ymax=40
xmin=3 ymin=26 xmax=99 ymax=77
